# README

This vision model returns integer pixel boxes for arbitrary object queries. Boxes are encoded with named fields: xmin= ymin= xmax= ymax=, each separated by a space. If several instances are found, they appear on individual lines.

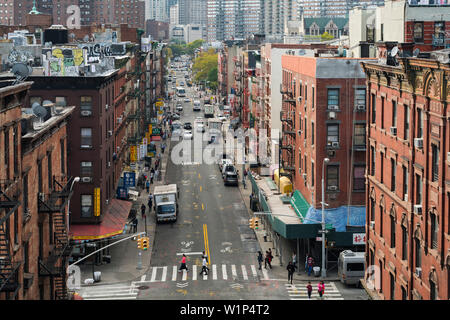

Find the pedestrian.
xmin=305 ymin=254 xmax=309 ymax=272
xmin=132 ymin=216 xmax=138 ymax=233
xmin=243 ymin=168 xmax=248 ymax=180
xmin=201 ymin=251 xmax=208 ymax=263
xmin=155 ymin=159 xmax=160 ymax=170
xmin=148 ymin=195 xmax=153 ymax=212
xmin=150 ymin=171 xmax=154 ymax=184
xmin=318 ymin=281 xmax=325 ymax=299
xmin=307 ymin=281 xmax=313 ymax=299
xmin=292 ymin=252 xmax=297 ymax=270
xmin=178 ymin=254 xmax=189 ymax=272
xmin=307 ymin=255 xmax=314 ymax=276
xmin=199 ymin=257 xmax=209 ymax=276
xmin=141 ymin=203 xmax=146 ymax=217
xmin=257 ymin=251 xmax=263 ymax=270
xmin=161 ymin=143 xmax=166 ymax=154
xmin=155 ymin=169 xmax=160 ymax=182
xmin=287 ymin=261 xmax=295 ymax=284
xmin=265 ymin=250 xmax=272 ymax=269
xmin=145 ymin=179 xmax=150 ymax=193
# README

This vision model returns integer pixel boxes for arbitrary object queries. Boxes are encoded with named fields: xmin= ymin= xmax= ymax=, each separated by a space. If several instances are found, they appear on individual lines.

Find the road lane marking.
xmin=241 ymin=265 xmax=248 ymax=280
xmin=203 ymin=224 xmax=211 ymax=266
xmin=231 ymin=265 xmax=238 ymax=280
xmin=161 ymin=266 xmax=167 ymax=282
xmin=172 ymin=266 xmax=177 ymax=281
xmin=176 ymin=252 xmax=203 ymax=256
xmin=202 ymin=203 xmax=205 ymax=211
xmin=150 ymin=267 xmax=158 ymax=282
xmin=192 ymin=265 xmax=197 ymax=281
xmin=140 ymin=275 xmax=146 ymax=282
xmin=182 ymin=270 xmax=187 ymax=281
xmin=251 ymin=265 xmax=258 ymax=278
xmin=200 ymin=186 xmax=202 ymax=192
xmin=222 ymin=264 xmax=227 ymax=280
xmin=212 ymin=264 xmax=217 ymax=280
xmin=261 ymin=268 xmax=269 ymax=280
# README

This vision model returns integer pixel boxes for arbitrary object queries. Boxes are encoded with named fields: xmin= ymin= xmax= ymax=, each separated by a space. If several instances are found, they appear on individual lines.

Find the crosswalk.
xmin=140 ymin=264 xmax=270 ymax=283
xmin=77 ymin=283 xmax=139 ymax=300
xmin=285 ymin=282 xmax=344 ymax=300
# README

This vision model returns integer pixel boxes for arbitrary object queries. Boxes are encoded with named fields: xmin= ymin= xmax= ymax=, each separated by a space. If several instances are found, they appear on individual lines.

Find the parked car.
xmin=218 ymin=158 xmax=233 ymax=171
xmin=222 ymin=164 xmax=236 ymax=179
xmin=196 ymin=123 xmax=205 ymax=133
xmin=183 ymin=130 xmax=193 ymax=140
xmin=224 ymin=171 xmax=239 ymax=186
xmin=184 ymin=98 xmax=191 ymax=103
xmin=183 ymin=122 xmax=192 ymax=130
xmin=171 ymin=113 xmax=180 ymax=120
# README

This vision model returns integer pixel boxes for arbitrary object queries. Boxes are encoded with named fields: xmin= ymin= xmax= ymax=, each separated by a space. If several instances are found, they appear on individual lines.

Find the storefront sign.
xmin=130 ymin=145 xmax=137 ymax=162
xmin=94 ymin=188 xmax=101 ymax=217
xmin=353 ymin=233 xmax=366 ymax=245
xmin=123 ymin=172 xmax=136 ymax=188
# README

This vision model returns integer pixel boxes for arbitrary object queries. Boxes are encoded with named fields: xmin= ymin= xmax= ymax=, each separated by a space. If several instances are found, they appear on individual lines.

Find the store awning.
xmin=69 ymin=199 xmax=132 ymax=240
xmin=290 ymin=190 xmax=310 ymax=222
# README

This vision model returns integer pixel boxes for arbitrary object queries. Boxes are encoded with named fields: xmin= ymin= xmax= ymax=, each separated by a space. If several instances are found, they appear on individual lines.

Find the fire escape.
xmin=0 ymin=180 xmax=21 ymax=297
xmin=280 ymin=83 xmax=296 ymax=180
xmin=37 ymin=176 xmax=76 ymax=300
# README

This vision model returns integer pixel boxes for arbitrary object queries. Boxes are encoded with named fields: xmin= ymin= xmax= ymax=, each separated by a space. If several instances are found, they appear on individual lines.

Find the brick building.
xmin=360 ymin=46 xmax=450 ymax=300
xmin=281 ymin=55 xmax=370 ymax=210
xmin=0 ymin=80 xmax=75 ymax=300
xmin=146 ymin=20 xmax=169 ymax=41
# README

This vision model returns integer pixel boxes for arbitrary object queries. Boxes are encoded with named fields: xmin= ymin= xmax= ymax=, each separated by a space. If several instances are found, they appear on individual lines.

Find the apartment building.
xmin=360 ymin=45 xmax=450 ymax=300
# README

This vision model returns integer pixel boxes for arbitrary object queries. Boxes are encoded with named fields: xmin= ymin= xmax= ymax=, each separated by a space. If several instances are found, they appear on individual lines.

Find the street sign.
xmin=353 ymin=233 xmax=366 ymax=245
xmin=123 ymin=172 xmax=136 ymax=188
xmin=130 ymin=145 xmax=138 ymax=162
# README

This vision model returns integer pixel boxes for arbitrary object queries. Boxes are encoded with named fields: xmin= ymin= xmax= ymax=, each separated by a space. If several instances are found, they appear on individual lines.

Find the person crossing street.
xmin=287 ymin=261 xmax=295 ymax=284
xmin=199 ymin=257 xmax=209 ymax=276
xmin=257 ymin=251 xmax=263 ymax=270
xmin=178 ymin=254 xmax=189 ymax=272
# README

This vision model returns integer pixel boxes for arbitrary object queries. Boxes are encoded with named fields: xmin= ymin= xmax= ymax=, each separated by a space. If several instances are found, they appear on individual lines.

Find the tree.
xmin=192 ymin=49 xmax=218 ymax=89
xmin=321 ymin=32 xmax=334 ymax=41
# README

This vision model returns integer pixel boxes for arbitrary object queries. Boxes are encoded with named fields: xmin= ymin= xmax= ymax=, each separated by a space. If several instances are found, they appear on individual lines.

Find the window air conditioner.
xmin=39 ymin=193 xmax=45 ymax=202
xmin=356 ymin=105 xmax=366 ymax=111
xmin=331 ymin=141 xmax=340 ymax=148
xmin=108 ymin=130 xmax=113 ymax=136
xmin=328 ymin=105 xmax=339 ymax=110
xmin=414 ymin=138 xmax=423 ymax=149
xmin=298 ymin=96 xmax=302 ymax=102
xmin=81 ymin=177 xmax=92 ymax=183
xmin=447 ymin=152 xmax=450 ymax=162
xmin=328 ymin=185 xmax=338 ymax=191
xmin=415 ymin=267 xmax=422 ymax=278
xmin=327 ymin=150 xmax=336 ymax=157
xmin=108 ymin=161 xmax=111 ymax=168
xmin=370 ymin=221 xmax=375 ymax=229
xmin=413 ymin=204 xmax=422 ymax=215
xmin=328 ymin=111 xmax=336 ymax=120
xmin=81 ymin=110 xmax=92 ymax=116
xmin=390 ymin=127 xmax=397 ymax=136
xmin=105 ymin=104 xmax=109 ymax=110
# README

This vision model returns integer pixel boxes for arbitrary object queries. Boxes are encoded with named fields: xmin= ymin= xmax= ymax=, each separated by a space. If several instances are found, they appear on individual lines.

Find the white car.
xmin=184 ymin=98 xmax=191 ymax=103
xmin=196 ymin=123 xmax=205 ymax=133
xmin=183 ymin=130 xmax=193 ymax=140
xmin=219 ymin=158 xmax=233 ymax=171
xmin=217 ymin=115 xmax=227 ymax=122
xmin=176 ymin=105 xmax=183 ymax=112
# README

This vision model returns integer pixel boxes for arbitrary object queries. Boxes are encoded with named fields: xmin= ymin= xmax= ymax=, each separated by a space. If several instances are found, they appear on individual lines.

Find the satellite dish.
xmin=390 ymin=46 xmax=399 ymax=57
xmin=413 ymin=48 xmax=420 ymax=57
xmin=11 ymin=63 xmax=31 ymax=84
xmin=32 ymin=103 xmax=48 ymax=119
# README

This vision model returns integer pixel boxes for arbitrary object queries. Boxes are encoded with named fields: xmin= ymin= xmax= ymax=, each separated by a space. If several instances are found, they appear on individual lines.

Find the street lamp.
xmin=321 ymin=158 xmax=330 ymax=278
xmin=67 ymin=176 xmax=80 ymax=234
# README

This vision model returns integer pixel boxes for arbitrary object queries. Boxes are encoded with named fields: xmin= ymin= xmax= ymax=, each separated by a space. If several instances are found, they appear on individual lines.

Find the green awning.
xmin=290 ymin=190 xmax=310 ymax=222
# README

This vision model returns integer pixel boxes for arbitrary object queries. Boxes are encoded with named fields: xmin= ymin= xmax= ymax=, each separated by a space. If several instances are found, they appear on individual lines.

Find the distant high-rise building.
xmin=178 ymin=0 xmax=207 ymax=26
xmin=298 ymin=0 xmax=385 ymax=18
xmin=170 ymin=3 xmax=179 ymax=25
xmin=263 ymin=0 xmax=301 ymax=38
xmin=9 ymin=0 xmax=145 ymax=28
xmin=145 ymin=0 xmax=169 ymax=22
xmin=207 ymin=0 xmax=262 ymax=42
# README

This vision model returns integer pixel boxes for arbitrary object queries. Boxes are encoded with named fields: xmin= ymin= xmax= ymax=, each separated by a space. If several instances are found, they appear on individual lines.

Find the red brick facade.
xmin=361 ymin=54 xmax=450 ymax=300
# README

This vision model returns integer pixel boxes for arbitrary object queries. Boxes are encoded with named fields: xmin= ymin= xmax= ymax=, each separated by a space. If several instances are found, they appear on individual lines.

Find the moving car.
xmin=184 ymin=98 xmax=191 ymax=103
xmin=222 ymin=164 xmax=236 ymax=179
xmin=193 ymin=100 xmax=201 ymax=111
xmin=196 ymin=123 xmax=205 ymax=133
xmin=176 ymin=105 xmax=183 ymax=112
xmin=218 ymin=158 xmax=232 ymax=171
xmin=171 ymin=112 xmax=180 ymax=120
xmin=224 ymin=170 xmax=239 ymax=186
xmin=183 ymin=130 xmax=193 ymax=140
xmin=183 ymin=122 xmax=192 ymax=130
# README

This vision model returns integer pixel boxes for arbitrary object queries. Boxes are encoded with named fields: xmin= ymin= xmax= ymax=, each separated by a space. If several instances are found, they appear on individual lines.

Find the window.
xmin=379 ymin=260 xmax=383 ymax=292
xmin=430 ymin=280 xmax=437 ymax=300
xmin=347 ymin=263 xmax=365 ymax=271
xmin=29 ymin=96 xmax=42 ymax=106
xmin=81 ymin=161 xmax=93 ymax=176
xmin=415 ymin=238 xmax=421 ymax=268
xmin=311 ymin=162 xmax=314 ymax=187
xmin=371 ymin=94 xmax=376 ymax=124
xmin=24 ymin=242 xmax=29 ymax=273
xmin=55 ymin=96 xmax=67 ymax=106
xmin=353 ymin=165 xmax=365 ymax=191
xmin=380 ymin=23 xmax=384 ymax=41
xmin=379 ymin=205 xmax=384 ymax=237
xmin=80 ymin=96 xmax=93 ymax=113
xmin=23 ymin=174 xmax=29 ymax=216
xmin=13 ymin=126 xmax=18 ymax=177
xmin=416 ymin=174 xmax=422 ymax=205
xmin=431 ymin=213 xmax=438 ymax=249
xmin=390 ymin=215 xmax=396 ymax=248
xmin=81 ymin=128 xmax=93 ymax=148
xmin=401 ymin=286 xmax=407 ymax=300
xmin=380 ymin=154 xmax=384 ymax=184
xmin=366 ymin=25 xmax=374 ymax=43
xmin=327 ymin=89 xmax=339 ymax=108
xmin=47 ymin=152 xmax=52 ymax=190
xmin=390 ymin=273 xmax=395 ymax=300
xmin=417 ymin=108 xmax=423 ymax=138
xmin=304 ymin=155 xmax=307 ymax=175
xmin=354 ymin=123 xmax=366 ymax=147
xmin=326 ymin=165 xmax=339 ymax=189
xmin=38 ymin=160 xmax=43 ymax=193
xmin=311 ymin=122 xmax=314 ymax=145
xmin=402 ymin=165 xmax=408 ymax=201
xmin=381 ymin=97 xmax=385 ymax=129
xmin=304 ymin=118 xmax=307 ymax=139
xmin=371 ymin=146 xmax=376 ymax=176
xmin=391 ymin=158 xmax=396 ymax=192
xmin=404 ymin=106 xmax=409 ymax=141
xmin=14 ymin=209 xmax=18 ymax=245
xmin=311 ymin=87 xmax=315 ymax=109
xmin=327 ymin=124 xmax=339 ymax=145
xmin=414 ymin=22 xmax=424 ymax=43
xmin=81 ymin=195 xmax=93 ymax=218
xmin=402 ymin=225 xmax=408 ymax=260
xmin=434 ymin=21 xmax=445 ymax=45
xmin=370 ymin=197 xmax=375 ymax=222
xmin=431 ymin=144 xmax=439 ymax=182
xmin=355 ymin=88 xmax=366 ymax=108
xmin=392 ymin=100 xmax=397 ymax=128
xmin=60 ymin=140 xmax=65 ymax=174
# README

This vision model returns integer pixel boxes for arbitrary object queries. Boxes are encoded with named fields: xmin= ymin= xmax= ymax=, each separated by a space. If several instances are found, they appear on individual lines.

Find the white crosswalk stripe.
xmin=285 ymin=282 xmax=344 ymax=300
xmin=78 ymin=284 xmax=138 ymax=300
xmin=145 ymin=264 xmax=268 ymax=283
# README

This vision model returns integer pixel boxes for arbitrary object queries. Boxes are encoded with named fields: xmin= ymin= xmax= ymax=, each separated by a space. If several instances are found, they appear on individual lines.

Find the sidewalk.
xmin=235 ymin=162 xmax=339 ymax=282
xmin=78 ymin=124 xmax=172 ymax=285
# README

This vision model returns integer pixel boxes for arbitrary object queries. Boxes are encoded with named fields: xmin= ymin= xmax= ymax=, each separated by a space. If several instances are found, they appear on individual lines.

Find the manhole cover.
xmin=138 ymin=285 xmax=150 ymax=290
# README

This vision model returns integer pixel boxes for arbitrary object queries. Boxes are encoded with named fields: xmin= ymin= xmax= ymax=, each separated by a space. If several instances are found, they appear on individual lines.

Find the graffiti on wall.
xmin=80 ymin=43 xmax=126 ymax=58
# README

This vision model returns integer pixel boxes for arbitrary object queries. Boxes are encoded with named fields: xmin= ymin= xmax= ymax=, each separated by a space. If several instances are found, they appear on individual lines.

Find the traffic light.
xmin=249 ymin=217 xmax=255 ymax=229
xmin=254 ymin=218 xmax=259 ymax=230
xmin=137 ymin=237 xmax=143 ymax=250
xmin=142 ymin=237 xmax=149 ymax=250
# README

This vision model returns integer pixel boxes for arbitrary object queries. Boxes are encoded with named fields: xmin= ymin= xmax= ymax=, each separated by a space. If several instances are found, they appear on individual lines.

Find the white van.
xmin=338 ymin=250 xmax=365 ymax=287
xmin=193 ymin=100 xmax=201 ymax=111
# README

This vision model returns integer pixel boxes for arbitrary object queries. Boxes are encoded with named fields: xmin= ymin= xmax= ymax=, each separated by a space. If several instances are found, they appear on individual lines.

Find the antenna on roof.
xmin=11 ymin=62 xmax=32 ymax=85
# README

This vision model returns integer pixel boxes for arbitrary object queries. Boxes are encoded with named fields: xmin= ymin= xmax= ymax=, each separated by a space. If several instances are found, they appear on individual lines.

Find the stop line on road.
xmin=285 ymin=281 xmax=344 ymax=300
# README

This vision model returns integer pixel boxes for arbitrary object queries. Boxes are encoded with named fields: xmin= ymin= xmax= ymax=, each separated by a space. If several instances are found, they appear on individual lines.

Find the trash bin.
xmin=313 ymin=267 xmax=321 ymax=277
xmin=93 ymin=271 xmax=102 ymax=282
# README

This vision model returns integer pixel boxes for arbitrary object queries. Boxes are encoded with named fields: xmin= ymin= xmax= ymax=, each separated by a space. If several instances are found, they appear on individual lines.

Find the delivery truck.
xmin=153 ymin=184 xmax=179 ymax=222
